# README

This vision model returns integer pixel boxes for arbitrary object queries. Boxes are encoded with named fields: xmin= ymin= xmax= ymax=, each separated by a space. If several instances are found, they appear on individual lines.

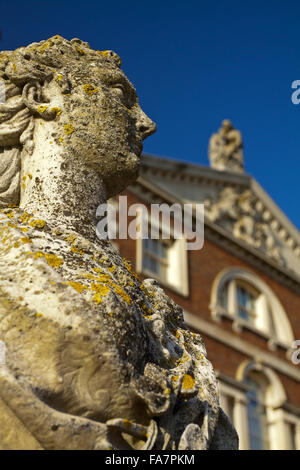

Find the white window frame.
xmin=236 ymin=360 xmax=300 ymax=450
xmin=141 ymin=237 xmax=170 ymax=279
xmin=210 ymin=267 xmax=295 ymax=349
xmin=219 ymin=362 xmax=300 ymax=450
xmin=218 ymin=380 xmax=250 ymax=450
xmin=136 ymin=212 xmax=189 ymax=297
xmin=282 ymin=411 xmax=300 ymax=450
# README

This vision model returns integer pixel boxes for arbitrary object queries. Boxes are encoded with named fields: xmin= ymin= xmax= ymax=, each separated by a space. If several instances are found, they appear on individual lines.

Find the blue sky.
xmin=1 ymin=0 xmax=300 ymax=228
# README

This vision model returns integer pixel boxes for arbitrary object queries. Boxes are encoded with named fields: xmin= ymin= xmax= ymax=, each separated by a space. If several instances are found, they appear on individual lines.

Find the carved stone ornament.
xmin=205 ymin=187 xmax=285 ymax=265
xmin=0 ymin=37 xmax=238 ymax=450
xmin=209 ymin=120 xmax=244 ymax=173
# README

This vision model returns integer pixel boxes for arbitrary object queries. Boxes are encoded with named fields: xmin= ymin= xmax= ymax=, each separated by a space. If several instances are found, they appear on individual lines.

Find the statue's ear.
xmin=22 ymin=82 xmax=58 ymax=120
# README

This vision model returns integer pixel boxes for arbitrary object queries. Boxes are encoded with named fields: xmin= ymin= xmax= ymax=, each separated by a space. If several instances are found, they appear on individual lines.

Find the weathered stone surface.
xmin=209 ymin=120 xmax=244 ymax=173
xmin=205 ymin=186 xmax=285 ymax=265
xmin=0 ymin=36 xmax=238 ymax=450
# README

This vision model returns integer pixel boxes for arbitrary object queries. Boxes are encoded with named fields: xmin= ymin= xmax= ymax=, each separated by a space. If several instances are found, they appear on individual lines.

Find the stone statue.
xmin=0 ymin=36 xmax=238 ymax=450
xmin=209 ymin=119 xmax=244 ymax=173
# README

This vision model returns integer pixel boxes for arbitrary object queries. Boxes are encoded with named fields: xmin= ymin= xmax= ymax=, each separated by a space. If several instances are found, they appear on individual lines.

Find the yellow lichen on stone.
xmin=86 ymin=269 xmax=131 ymax=305
xmin=83 ymin=84 xmax=99 ymax=96
xmin=64 ymin=123 xmax=74 ymax=135
xmin=112 ymin=283 xmax=131 ymax=305
xmin=27 ymin=251 xmax=63 ymax=269
xmin=37 ymin=105 xmax=48 ymax=114
xmin=182 ymin=374 xmax=195 ymax=390
xmin=68 ymin=281 xmax=88 ymax=294
xmin=21 ymin=237 xmax=31 ymax=244
xmin=176 ymin=354 xmax=189 ymax=366
xmin=141 ymin=303 xmax=152 ymax=316
xmin=93 ymin=266 xmax=103 ymax=273
xmin=123 ymin=258 xmax=139 ymax=280
xmin=96 ymin=50 xmax=122 ymax=66
xmin=44 ymin=253 xmax=63 ymax=268
xmin=29 ymin=219 xmax=46 ymax=229
xmin=36 ymin=41 xmax=52 ymax=54
xmin=71 ymin=246 xmax=84 ymax=255
xmin=97 ymin=50 xmax=110 ymax=58
xmin=75 ymin=46 xmax=85 ymax=55
xmin=140 ymin=281 xmax=155 ymax=297
xmin=55 ymin=74 xmax=63 ymax=82
xmin=85 ymin=272 xmax=110 ymax=283
xmin=92 ymin=283 xmax=111 ymax=304
xmin=64 ymin=234 xmax=77 ymax=244
xmin=20 ymin=212 xmax=33 ymax=224
xmin=51 ymin=107 xmax=62 ymax=116
xmin=3 ymin=212 xmax=14 ymax=219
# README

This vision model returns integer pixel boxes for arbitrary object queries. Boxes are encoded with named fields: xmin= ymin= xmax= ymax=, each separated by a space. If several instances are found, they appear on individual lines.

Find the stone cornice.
xmin=280 ymin=402 xmax=300 ymax=417
xmin=215 ymin=371 xmax=250 ymax=393
xmin=141 ymin=153 xmax=251 ymax=187
xmin=141 ymin=154 xmax=300 ymax=252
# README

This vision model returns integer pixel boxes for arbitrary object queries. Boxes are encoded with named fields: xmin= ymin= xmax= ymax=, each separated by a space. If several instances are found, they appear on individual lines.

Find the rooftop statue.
xmin=0 ymin=36 xmax=238 ymax=450
xmin=209 ymin=119 xmax=244 ymax=173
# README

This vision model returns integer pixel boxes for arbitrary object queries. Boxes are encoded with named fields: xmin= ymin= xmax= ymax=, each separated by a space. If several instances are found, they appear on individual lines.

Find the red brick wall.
xmin=114 ymin=190 xmax=300 ymax=407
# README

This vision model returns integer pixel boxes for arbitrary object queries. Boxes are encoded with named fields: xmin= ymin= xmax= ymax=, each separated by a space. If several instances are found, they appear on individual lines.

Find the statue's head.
xmin=0 ymin=36 xmax=156 ymax=207
xmin=221 ymin=119 xmax=233 ymax=132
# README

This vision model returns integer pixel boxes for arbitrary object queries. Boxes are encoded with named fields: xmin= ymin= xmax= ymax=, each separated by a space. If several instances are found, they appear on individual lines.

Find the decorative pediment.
xmin=205 ymin=187 xmax=286 ymax=265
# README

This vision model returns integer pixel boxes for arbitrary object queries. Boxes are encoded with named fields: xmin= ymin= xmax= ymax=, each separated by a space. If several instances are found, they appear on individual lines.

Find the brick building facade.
xmin=108 ymin=148 xmax=300 ymax=450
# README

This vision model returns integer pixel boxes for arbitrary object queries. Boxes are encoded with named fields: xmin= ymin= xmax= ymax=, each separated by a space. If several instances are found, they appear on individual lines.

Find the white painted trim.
xmin=236 ymin=360 xmax=287 ymax=407
xmin=183 ymin=310 xmax=300 ymax=382
xmin=219 ymin=361 xmax=300 ymax=450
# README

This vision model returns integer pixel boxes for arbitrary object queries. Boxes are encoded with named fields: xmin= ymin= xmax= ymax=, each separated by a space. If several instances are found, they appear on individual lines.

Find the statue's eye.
xmin=110 ymin=84 xmax=125 ymax=99
xmin=110 ymin=83 xmax=134 ymax=109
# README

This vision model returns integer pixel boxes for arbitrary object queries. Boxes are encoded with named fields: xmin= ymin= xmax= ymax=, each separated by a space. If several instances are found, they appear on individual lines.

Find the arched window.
xmin=210 ymin=267 xmax=294 ymax=347
xmin=245 ymin=370 xmax=270 ymax=449
xmin=233 ymin=361 xmax=300 ymax=450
